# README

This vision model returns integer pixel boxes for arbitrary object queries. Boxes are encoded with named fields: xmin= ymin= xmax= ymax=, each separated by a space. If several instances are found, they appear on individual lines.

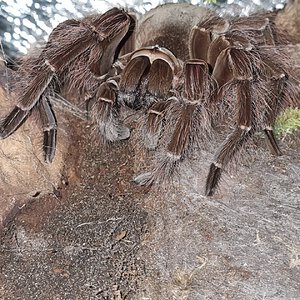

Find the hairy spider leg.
xmin=205 ymin=44 xmax=258 ymax=196
xmin=37 ymin=96 xmax=57 ymax=163
xmin=205 ymin=79 xmax=254 ymax=196
xmin=135 ymin=59 xmax=214 ymax=186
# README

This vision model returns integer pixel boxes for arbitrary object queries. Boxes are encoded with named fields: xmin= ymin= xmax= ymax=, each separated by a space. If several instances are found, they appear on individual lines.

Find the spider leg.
xmin=204 ymin=24 xmax=300 ymax=195
xmin=263 ymin=128 xmax=281 ymax=156
xmin=134 ymin=102 xmax=197 ymax=186
xmin=0 ymin=58 xmax=53 ymax=139
xmin=229 ymin=12 xmax=281 ymax=46
xmin=143 ymin=100 xmax=173 ymax=149
xmin=206 ymin=127 xmax=254 ymax=196
xmin=118 ymin=46 xmax=182 ymax=178
xmin=260 ymin=49 xmax=300 ymax=155
xmin=205 ymin=79 xmax=254 ymax=196
xmin=118 ymin=12 xmax=136 ymax=57
xmin=133 ymin=50 xmax=184 ymax=148
xmin=37 ymin=96 xmax=57 ymax=163
xmin=189 ymin=15 xmax=229 ymax=61
xmin=91 ymin=81 xmax=130 ymax=142
xmin=0 ymin=108 xmax=29 ymax=139
xmin=0 ymin=57 xmax=29 ymax=138
xmin=207 ymin=44 xmax=259 ymax=196
xmin=189 ymin=25 xmax=212 ymax=62
xmin=166 ymin=103 xmax=197 ymax=160
xmin=135 ymin=59 xmax=214 ymax=186
xmin=262 ymin=75 xmax=286 ymax=156
xmin=262 ymin=74 xmax=300 ymax=156
xmin=165 ymin=60 xmax=213 ymax=159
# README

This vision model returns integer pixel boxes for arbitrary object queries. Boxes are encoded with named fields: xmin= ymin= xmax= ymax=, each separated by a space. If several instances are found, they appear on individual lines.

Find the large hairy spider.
xmin=0 ymin=4 xmax=299 ymax=196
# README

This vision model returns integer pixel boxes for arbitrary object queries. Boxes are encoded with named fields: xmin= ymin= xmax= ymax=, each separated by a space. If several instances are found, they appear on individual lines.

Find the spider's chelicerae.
xmin=0 ymin=4 xmax=299 ymax=196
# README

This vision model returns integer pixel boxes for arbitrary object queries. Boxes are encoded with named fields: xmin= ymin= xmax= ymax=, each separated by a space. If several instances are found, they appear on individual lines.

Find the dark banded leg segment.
xmin=92 ymin=82 xmax=130 ymax=142
xmin=206 ymin=79 xmax=254 ymax=196
xmin=38 ymin=97 xmax=57 ymax=163
xmin=263 ymin=128 xmax=282 ymax=156
xmin=205 ymin=127 xmax=254 ymax=196
xmin=0 ymin=107 xmax=30 ymax=139
xmin=262 ymin=77 xmax=286 ymax=157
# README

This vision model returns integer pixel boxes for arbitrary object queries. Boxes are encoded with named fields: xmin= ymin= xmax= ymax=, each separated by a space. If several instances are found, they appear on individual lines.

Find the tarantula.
xmin=0 ymin=5 xmax=299 ymax=196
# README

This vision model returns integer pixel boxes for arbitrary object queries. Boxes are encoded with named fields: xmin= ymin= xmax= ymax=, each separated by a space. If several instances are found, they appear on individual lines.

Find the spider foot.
xmin=0 ymin=107 xmax=29 ymax=139
xmin=116 ymin=125 xmax=131 ymax=141
xmin=43 ymin=129 xmax=57 ymax=163
xmin=98 ymin=122 xmax=130 ymax=142
xmin=264 ymin=128 xmax=282 ymax=156
xmin=205 ymin=163 xmax=222 ymax=196
xmin=133 ymin=172 xmax=153 ymax=186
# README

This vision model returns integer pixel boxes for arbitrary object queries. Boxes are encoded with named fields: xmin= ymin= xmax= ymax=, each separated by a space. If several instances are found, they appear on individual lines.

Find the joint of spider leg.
xmin=232 ymin=41 xmax=251 ymax=51
xmin=264 ymin=126 xmax=273 ymax=131
xmin=109 ymin=62 xmax=121 ymax=77
xmin=167 ymin=95 xmax=180 ymax=103
xmin=44 ymin=59 xmax=56 ymax=73
xmin=148 ymin=109 xmax=163 ymax=116
xmin=112 ymin=59 xmax=127 ymax=72
xmin=91 ymin=72 xmax=110 ymax=83
xmin=80 ymin=11 xmax=126 ymax=42
xmin=44 ymin=122 xmax=58 ymax=131
xmin=279 ymin=73 xmax=287 ymax=80
xmin=99 ymin=97 xmax=114 ymax=105
xmin=84 ymin=92 xmax=94 ymax=102
xmin=212 ymin=162 xmax=222 ymax=169
xmin=81 ymin=22 xmax=106 ymax=41
xmin=184 ymin=98 xmax=206 ymax=105
xmin=240 ymin=125 xmax=252 ymax=132
xmin=166 ymin=152 xmax=182 ymax=161
xmin=236 ymin=75 xmax=254 ymax=82
xmin=106 ymin=78 xmax=119 ymax=90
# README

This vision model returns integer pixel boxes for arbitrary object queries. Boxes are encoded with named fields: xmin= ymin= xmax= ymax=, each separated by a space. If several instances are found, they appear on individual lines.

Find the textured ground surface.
xmin=0 ymin=122 xmax=149 ymax=300
xmin=0 ymin=119 xmax=299 ymax=299
xmin=137 ymin=139 xmax=300 ymax=300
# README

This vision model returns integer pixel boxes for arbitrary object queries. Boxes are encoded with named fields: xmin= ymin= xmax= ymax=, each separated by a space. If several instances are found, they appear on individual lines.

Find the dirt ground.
xmin=0 ymin=120 xmax=149 ymax=299
xmin=0 ymin=116 xmax=299 ymax=299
